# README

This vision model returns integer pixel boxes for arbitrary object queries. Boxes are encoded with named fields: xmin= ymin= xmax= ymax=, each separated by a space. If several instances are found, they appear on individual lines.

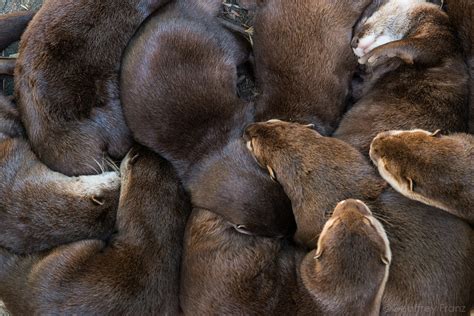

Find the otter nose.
xmin=351 ymin=36 xmax=360 ymax=49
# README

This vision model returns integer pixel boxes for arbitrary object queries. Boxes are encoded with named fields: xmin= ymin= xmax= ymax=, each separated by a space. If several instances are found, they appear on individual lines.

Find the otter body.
xmin=244 ymin=120 xmax=473 ymax=312
xmin=0 ymin=96 xmax=119 ymax=254
xmin=0 ymin=147 xmax=190 ymax=315
xmin=252 ymin=0 xmax=373 ymax=135
xmin=121 ymin=0 xmax=294 ymax=238
xmin=370 ymin=129 xmax=474 ymax=224
xmin=335 ymin=1 xmax=469 ymax=155
xmin=15 ymin=0 xmax=171 ymax=176
xmin=301 ymin=199 xmax=391 ymax=316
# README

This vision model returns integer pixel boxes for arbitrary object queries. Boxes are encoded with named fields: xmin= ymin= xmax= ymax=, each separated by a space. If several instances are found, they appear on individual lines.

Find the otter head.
xmin=369 ymin=129 xmax=453 ymax=211
xmin=186 ymin=138 xmax=295 ymax=238
xmin=243 ymin=119 xmax=319 ymax=183
xmin=352 ymin=0 xmax=428 ymax=57
xmin=303 ymin=199 xmax=391 ymax=314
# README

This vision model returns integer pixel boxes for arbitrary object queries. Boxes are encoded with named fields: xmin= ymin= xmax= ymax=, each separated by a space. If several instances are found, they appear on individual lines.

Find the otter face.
xmin=369 ymin=129 xmax=452 ymax=211
xmin=243 ymin=120 xmax=319 ymax=182
xmin=352 ymin=0 xmax=427 ymax=57
xmin=315 ymin=199 xmax=391 ymax=267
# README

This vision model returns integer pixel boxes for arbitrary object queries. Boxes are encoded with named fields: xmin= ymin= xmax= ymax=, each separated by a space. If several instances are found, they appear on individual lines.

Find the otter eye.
xmin=430 ymin=129 xmax=442 ymax=138
xmin=381 ymin=254 xmax=390 ymax=265
xmin=407 ymin=177 xmax=415 ymax=192
xmin=267 ymin=165 xmax=276 ymax=181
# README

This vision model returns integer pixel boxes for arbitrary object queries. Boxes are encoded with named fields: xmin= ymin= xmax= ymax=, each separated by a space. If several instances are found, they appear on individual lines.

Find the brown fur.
xmin=252 ymin=0 xmax=373 ymax=135
xmin=370 ymin=129 xmax=474 ymax=224
xmin=0 ymin=11 xmax=35 ymax=52
xmin=0 ymin=146 xmax=190 ymax=315
xmin=245 ymin=120 xmax=386 ymax=249
xmin=301 ymin=199 xmax=391 ymax=316
xmin=444 ymin=0 xmax=474 ymax=133
xmin=15 ymin=0 xmax=171 ymax=176
xmin=335 ymin=2 xmax=469 ymax=156
xmin=180 ymin=208 xmax=319 ymax=315
xmin=121 ymin=0 xmax=295 ymax=237
xmin=0 ymin=96 xmax=119 ymax=255
xmin=244 ymin=120 xmax=473 ymax=313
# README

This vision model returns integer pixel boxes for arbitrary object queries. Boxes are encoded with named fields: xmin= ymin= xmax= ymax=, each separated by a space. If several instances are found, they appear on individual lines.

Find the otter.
xmin=0 ymin=11 xmax=35 ymax=52
xmin=180 ymin=208 xmax=319 ymax=315
xmin=334 ymin=0 xmax=469 ymax=156
xmin=0 ymin=147 xmax=190 ymax=315
xmin=14 ymin=0 xmax=171 ymax=176
xmin=0 ymin=95 xmax=119 ymax=254
xmin=370 ymin=129 xmax=473 ymax=224
xmin=244 ymin=120 xmax=473 ymax=312
xmin=121 ymin=0 xmax=295 ymax=237
xmin=301 ymin=199 xmax=391 ymax=316
xmin=251 ymin=0 xmax=373 ymax=135
xmin=444 ymin=0 xmax=474 ymax=133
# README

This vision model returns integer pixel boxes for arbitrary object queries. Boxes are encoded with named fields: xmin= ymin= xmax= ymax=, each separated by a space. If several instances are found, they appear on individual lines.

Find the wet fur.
xmin=0 ymin=147 xmax=190 ymax=315
xmin=335 ymin=2 xmax=469 ymax=155
xmin=121 ymin=0 xmax=295 ymax=237
xmin=370 ymin=130 xmax=474 ymax=224
xmin=252 ymin=0 xmax=374 ymax=135
xmin=244 ymin=121 xmax=473 ymax=312
xmin=15 ymin=0 xmax=171 ymax=176
xmin=0 ymin=96 xmax=119 ymax=255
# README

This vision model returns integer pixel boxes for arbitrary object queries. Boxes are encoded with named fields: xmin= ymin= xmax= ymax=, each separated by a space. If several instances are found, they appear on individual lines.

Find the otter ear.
xmin=314 ymin=247 xmax=323 ymax=260
xmin=304 ymin=123 xmax=315 ymax=129
xmin=267 ymin=165 xmax=277 ymax=181
xmin=381 ymin=254 xmax=390 ymax=265
xmin=430 ymin=129 xmax=442 ymax=138
xmin=407 ymin=177 xmax=415 ymax=192
xmin=235 ymin=224 xmax=253 ymax=236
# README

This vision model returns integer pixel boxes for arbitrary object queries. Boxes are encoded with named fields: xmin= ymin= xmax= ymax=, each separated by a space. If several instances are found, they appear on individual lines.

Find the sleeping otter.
xmin=0 ymin=95 xmax=119 ymax=254
xmin=334 ymin=0 xmax=469 ymax=156
xmin=370 ymin=129 xmax=473 ymax=224
xmin=244 ymin=120 xmax=473 ymax=312
xmin=14 ymin=0 xmax=171 ymax=176
xmin=0 ymin=147 xmax=190 ymax=314
xmin=301 ymin=199 xmax=391 ymax=316
xmin=252 ymin=0 xmax=373 ymax=135
xmin=121 ymin=0 xmax=295 ymax=237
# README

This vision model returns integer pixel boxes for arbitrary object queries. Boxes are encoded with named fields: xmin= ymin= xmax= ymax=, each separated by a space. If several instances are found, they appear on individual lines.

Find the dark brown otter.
xmin=14 ymin=0 xmax=171 ymax=176
xmin=180 ymin=208 xmax=320 ymax=315
xmin=252 ymin=0 xmax=374 ymax=135
xmin=334 ymin=1 xmax=469 ymax=156
xmin=244 ymin=119 xmax=386 ymax=248
xmin=0 ymin=11 xmax=35 ymax=52
xmin=301 ymin=199 xmax=391 ymax=316
xmin=0 ymin=95 xmax=119 ymax=255
xmin=444 ymin=0 xmax=474 ymax=133
xmin=244 ymin=120 xmax=473 ymax=312
xmin=370 ymin=129 xmax=473 ymax=224
xmin=121 ymin=0 xmax=295 ymax=238
xmin=0 ymin=147 xmax=190 ymax=315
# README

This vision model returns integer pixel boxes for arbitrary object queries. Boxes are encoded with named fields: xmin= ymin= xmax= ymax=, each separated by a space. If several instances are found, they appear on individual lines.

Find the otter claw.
xmin=91 ymin=196 xmax=105 ymax=206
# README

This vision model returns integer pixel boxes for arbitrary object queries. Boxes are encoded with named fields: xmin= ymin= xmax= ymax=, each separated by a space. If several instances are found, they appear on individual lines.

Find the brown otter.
xmin=121 ymin=0 xmax=295 ymax=237
xmin=0 ymin=146 xmax=190 ymax=315
xmin=180 ymin=208 xmax=319 ymax=315
xmin=0 ymin=11 xmax=35 ymax=52
xmin=14 ymin=0 xmax=171 ymax=176
xmin=334 ymin=0 xmax=469 ymax=156
xmin=252 ymin=0 xmax=373 ymax=135
xmin=244 ymin=120 xmax=473 ymax=312
xmin=370 ymin=129 xmax=473 ymax=224
xmin=301 ymin=199 xmax=391 ymax=316
xmin=0 ymin=95 xmax=119 ymax=255
xmin=443 ymin=0 xmax=474 ymax=133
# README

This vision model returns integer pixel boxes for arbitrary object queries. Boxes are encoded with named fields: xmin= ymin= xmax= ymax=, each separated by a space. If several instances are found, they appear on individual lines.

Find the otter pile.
xmin=0 ymin=0 xmax=472 ymax=315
